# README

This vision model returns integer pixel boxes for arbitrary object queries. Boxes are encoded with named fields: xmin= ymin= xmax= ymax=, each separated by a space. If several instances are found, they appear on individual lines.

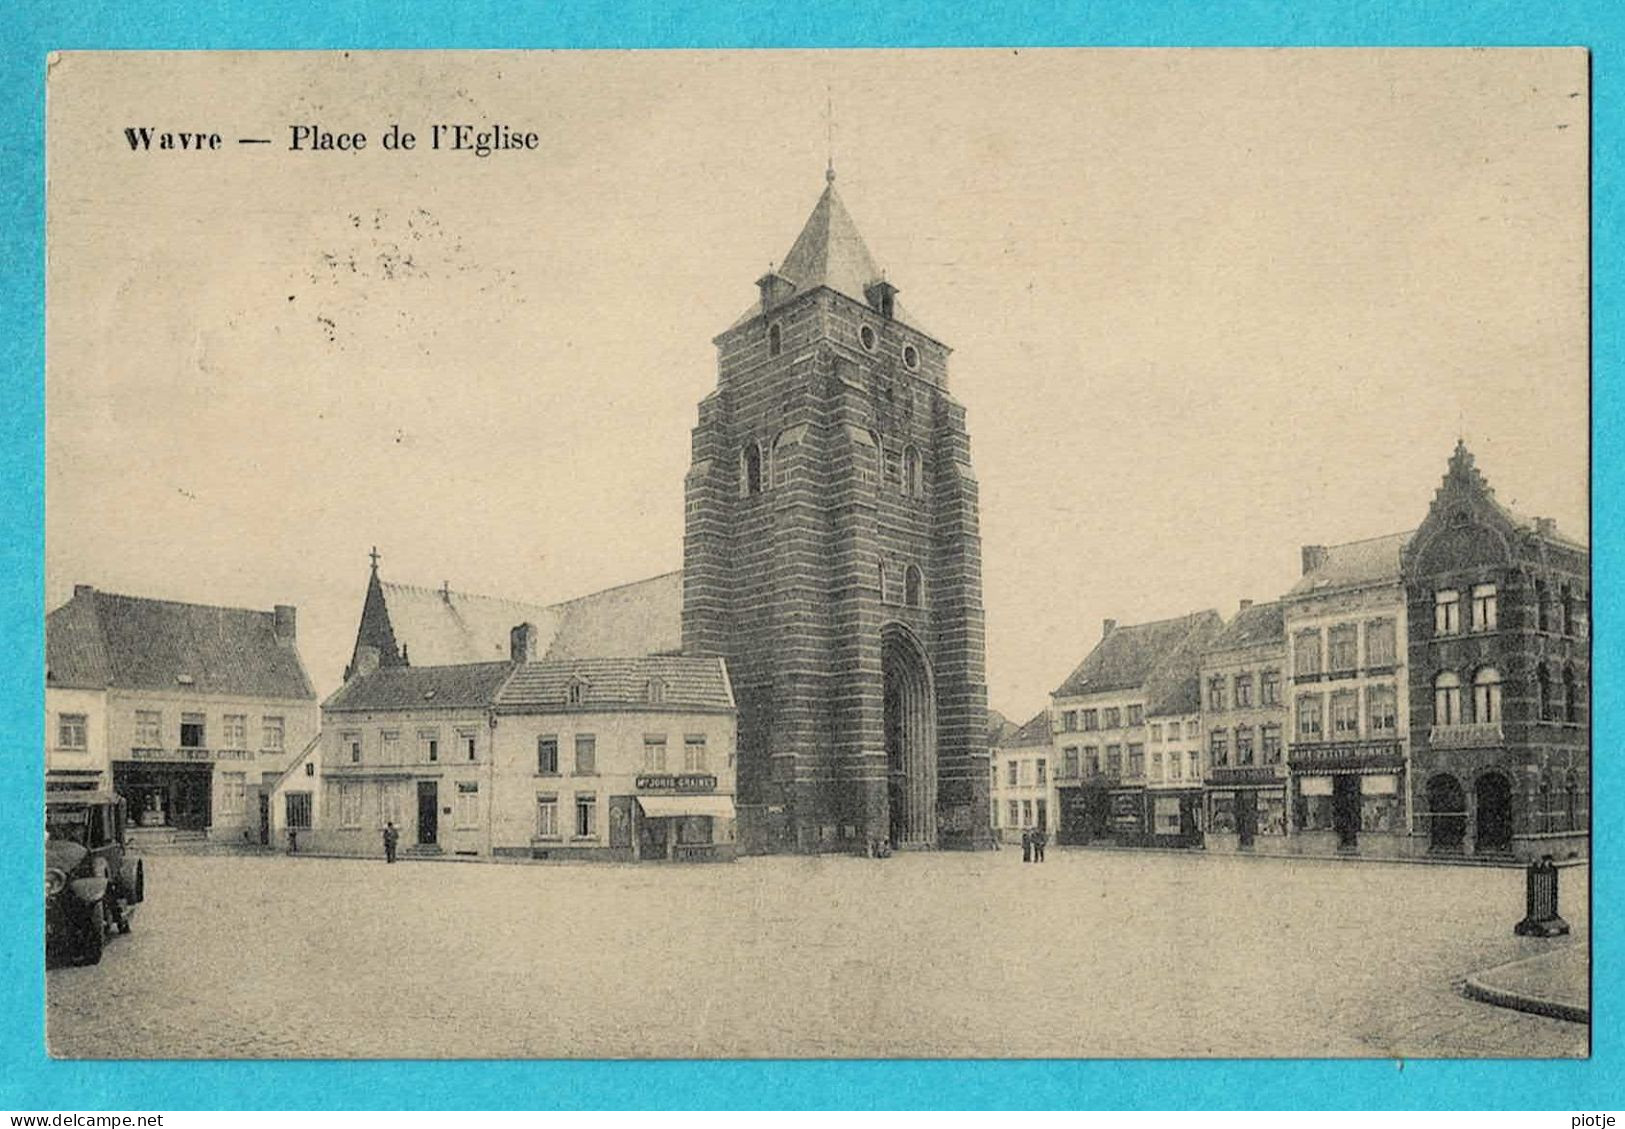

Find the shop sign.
xmin=128 ymin=747 xmax=212 ymax=763
xmin=1110 ymin=792 xmax=1140 ymax=828
xmin=635 ymin=773 xmax=717 ymax=793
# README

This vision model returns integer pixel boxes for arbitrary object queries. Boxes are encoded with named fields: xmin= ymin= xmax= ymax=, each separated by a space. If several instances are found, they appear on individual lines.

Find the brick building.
xmin=681 ymin=171 xmax=991 ymax=853
xmin=1403 ymin=442 xmax=1589 ymax=860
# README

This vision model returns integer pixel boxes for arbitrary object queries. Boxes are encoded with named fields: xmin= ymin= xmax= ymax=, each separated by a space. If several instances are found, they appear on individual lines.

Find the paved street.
xmin=47 ymin=848 xmax=1588 ymax=1059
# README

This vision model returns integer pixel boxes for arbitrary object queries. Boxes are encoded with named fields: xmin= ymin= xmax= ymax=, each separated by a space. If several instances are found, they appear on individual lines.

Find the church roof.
xmin=47 ymin=587 xmax=315 ymax=700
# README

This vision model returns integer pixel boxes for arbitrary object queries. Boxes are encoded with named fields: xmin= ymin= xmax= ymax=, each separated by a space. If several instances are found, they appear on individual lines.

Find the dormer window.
xmin=646 ymin=677 xmax=666 ymax=705
xmin=567 ymin=678 xmax=587 ymax=706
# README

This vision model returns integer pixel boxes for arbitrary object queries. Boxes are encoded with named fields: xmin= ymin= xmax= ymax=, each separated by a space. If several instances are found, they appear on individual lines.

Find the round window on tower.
xmin=860 ymin=325 xmax=877 ymax=352
xmin=902 ymin=344 xmax=920 ymax=371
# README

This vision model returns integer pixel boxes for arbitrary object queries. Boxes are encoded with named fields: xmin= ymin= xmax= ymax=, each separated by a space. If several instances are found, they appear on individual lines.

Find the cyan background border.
xmin=2 ymin=1 xmax=1616 ymax=1111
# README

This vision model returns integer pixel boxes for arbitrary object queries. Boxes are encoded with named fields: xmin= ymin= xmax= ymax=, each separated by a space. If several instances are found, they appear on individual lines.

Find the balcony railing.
xmin=1286 ymin=740 xmax=1404 ymax=772
xmin=1429 ymin=722 xmax=1504 ymax=750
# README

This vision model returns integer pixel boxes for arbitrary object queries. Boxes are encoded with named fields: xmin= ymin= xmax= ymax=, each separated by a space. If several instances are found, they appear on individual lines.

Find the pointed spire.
xmin=776 ymin=179 xmax=883 ymax=308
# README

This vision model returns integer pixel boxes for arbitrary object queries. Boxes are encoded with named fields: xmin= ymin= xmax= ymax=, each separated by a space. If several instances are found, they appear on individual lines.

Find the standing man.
xmin=1034 ymin=824 xmax=1047 ymax=863
xmin=383 ymin=820 xmax=399 ymax=864
xmin=1021 ymin=827 xmax=1032 ymax=863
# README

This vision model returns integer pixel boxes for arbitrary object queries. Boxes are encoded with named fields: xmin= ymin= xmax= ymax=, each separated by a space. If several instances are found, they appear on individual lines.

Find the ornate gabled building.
xmin=1403 ymin=442 xmax=1589 ymax=860
xmin=681 ymin=170 xmax=991 ymax=853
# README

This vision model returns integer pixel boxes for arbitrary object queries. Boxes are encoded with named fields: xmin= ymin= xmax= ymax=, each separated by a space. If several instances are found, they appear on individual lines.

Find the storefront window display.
xmin=1257 ymin=792 xmax=1287 ymax=836
xmin=1209 ymin=791 xmax=1236 ymax=833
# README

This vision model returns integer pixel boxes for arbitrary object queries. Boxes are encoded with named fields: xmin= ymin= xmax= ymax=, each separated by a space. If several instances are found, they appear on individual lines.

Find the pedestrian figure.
xmin=1034 ymin=826 xmax=1047 ymax=862
xmin=1021 ymin=828 xmax=1032 ymax=863
xmin=383 ymin=820 xmax=399 ymax=864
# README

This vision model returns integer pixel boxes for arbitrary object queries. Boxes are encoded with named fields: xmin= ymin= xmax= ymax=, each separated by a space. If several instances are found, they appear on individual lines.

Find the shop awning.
xmin=637 ymin=794 xmax=736 ymax=819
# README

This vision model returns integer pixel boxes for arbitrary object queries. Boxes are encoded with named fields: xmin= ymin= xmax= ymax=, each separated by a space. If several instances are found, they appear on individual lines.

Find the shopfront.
xmin=1207 ymin=784 xmax=1288 ymax=850
xmin=113 ymin=752 xmax=213 ymax=831
xmin=1148 ymin=789 xmax=1204 ymax=848
xmin=633 ymin=773 xmax=736 ymax=862
xmin=1107 ymin=787 xmax=1147 ymax=845
xmin=1292 ymin=771 xmax=1404 ymax=854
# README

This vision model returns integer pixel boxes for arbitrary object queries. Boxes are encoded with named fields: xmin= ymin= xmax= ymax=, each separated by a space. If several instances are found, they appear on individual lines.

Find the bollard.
xmin=1514 ymin=856 xmax=1570 ymax=937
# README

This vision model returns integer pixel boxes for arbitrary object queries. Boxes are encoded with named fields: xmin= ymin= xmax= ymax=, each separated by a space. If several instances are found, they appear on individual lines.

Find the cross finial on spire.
xmin=369 ymin=545 xmax=380 ymax=573
xmin=826 ymin=85 xmax=836 ymax=184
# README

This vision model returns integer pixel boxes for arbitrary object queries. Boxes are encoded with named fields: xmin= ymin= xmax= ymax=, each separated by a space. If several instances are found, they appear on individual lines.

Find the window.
xmin=1560 ymin=585 xmax=1575 ymax=636
xmin=643 ymin=735 xmax=668 ymax=771
xmin=536 ymin=794 xmax=559 ymax=838
xmin=57 ymin=713 xmax=87 ymax=750
xmin=1008 ymin=800 xmax=1019 ymax=826
xmin=1062 ymin=747 xmax=1079 ymax=777
xmin=1126 ymin=704 xmax=1144 ymax=726
xmin=460 ymin=730 xmax=478 ymax=761
xmin=903 ymin=445 xmax=923 ymax=498
xmin=575 ymin=794 xmax=597 ymax=837
xmin=1433 ymin=672 xmax=1462 ymax=726
xmin=1187 ymin=750 xmax=1199 ymax=779
xmin=340 ymin=781 xmax=362 ymax=828
xmin=1261 ymin=724 xmax=1282 ymax=764
xmin=1168 ymin=751 xmax=1182 ymax=780
xmin=343 ymin=731 xmax=362 ymax=764
xmin=1186 ymin=720 xmax=1199 ymax=740
xmin=1127 ymin=744 xmax=1144 ymax=778
xmin=180 ymin=712 xmax=206 ymax=748
xmin=1022 ymin=800 xmax=1033 ymax=827
xmin=1006 ymin=760 xmax=1018 ymax=786
xmin=381 ymin=731 xmax=400 ymax=762
xmin=1296 ymin=695 xmax=1323 ymax=740
xmin=1537 ymin=664 xmax=1553 ymax=721
xmin=1564 ymin=666 xmax=1580 ymax=724
xmin=1105 ymin=745 xmax=1122 ymax=776
xmin=222 ymin=714 xmax=248 ymax=750
xmin=1018 ymin=760 xmax=1031 ymax=786
xmin=1236 ymin=726 xmax=1255 ymax=765
xmin=903 ymin=343 xmax=920 ymax=370
xmin=380 ymin=781 xmax=403 ymax=825
xmin=1294 ymin=630 xmax=1321 ymax=677
xmin=261 ymin=715 xmax=284 ymax=751
xmin=575 ymin=734 xmax=597 ymax=774
xmin=990 ymin=763 xmax=999 ymax=792
xmin=1536 ymin=578 xmax=1551 ymax=631
xmin=1209 ymin=729 xmax=1229 ymax=767
xmin=768 ymin=322 xmax=782 ymax=357
xmin=645 ymin=678 xmax=666 ymax=705
xmin=1331 ymin=692 xmax=1359 ymax=737
xmin=1434 ymin=590 xmax=1461 ymax=635
xmin=135 ymin=710 xmax=162 ymax=748
xmin=1368 ymin=686 xmax=1397 ymax=735
xmin=1102 ymin=707 xmax=1121 ymax=729
xmin=860 ymin=324 xmax=877 ymax=351
xmin=1234 ymin=674 xmax=1253 ymax=708
xmin=1470 ymin=584 xmax=1498 ymax=632
xmin=684 ymin=735 xmax=708 ymax=772
xmin=1149 ymin=723 xmax=1163 ymax=743
xmin=1036 ymin=758 xmax=1047 ymax=786
xmin=1365 ymin=619 xmax=1397 ymax=668
xmin=419 ymin=729 xmax=439 ymax=763
xmin=1328 ymin=625 xmax=1358 ymax=673
xmin=1062 ymin=710 xmax=1078 ymax=732
xmin=905 ymin=566 xmax=923 ymax=609
xmin=567 ymin=680 xmax=586 ymax=706
xmin=1081 ymin=710 xmax=1099 ymax=731
xmin=1151 ymin=752 xmax=1163 ymax=781
xmin=1208 ymin=676 xmax=1226 ymax=711
xmin=285 ymin=792 xmax=312 ymax=830
xmin=741 ymin=442 xmax=764 ymax=496
xmin=305 ymin=762 xmax=314 ymax=777
xmin=220 ymin=771 xmax=246 ymax=816
xmin=456 ymin=781 xmax=479 ymax=828
xmin=883 ymin=448 xmax=903 ymax=488
xmin=1084 ymin=747 xmax=1099 ymax=776
xmin=1465 ymin=667 xmax=1502 ymax=725
xmin=1260 ymin=671 xmax=1280 ymax=706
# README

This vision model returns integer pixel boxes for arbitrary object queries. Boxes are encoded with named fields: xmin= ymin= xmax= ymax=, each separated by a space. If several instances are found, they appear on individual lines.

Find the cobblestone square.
xmin=46 ymin=848 xmax=1588 ymax=1059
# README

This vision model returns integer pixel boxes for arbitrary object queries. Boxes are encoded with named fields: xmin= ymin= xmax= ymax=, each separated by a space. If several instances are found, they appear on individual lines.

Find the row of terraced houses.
xmin=990 ymin=442 xmax=1589 ymax=862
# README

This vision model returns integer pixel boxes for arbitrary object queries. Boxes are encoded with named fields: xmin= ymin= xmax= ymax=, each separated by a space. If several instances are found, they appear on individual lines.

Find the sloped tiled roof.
xmin=1286 ymin=532 xmax=1412 ymax=598
xmin=495 ymin=656 xmax=734 ymax=713
xmin=376 ymin=582 xmax=560 ymax=668
xmin=996 ymin=708 xmax=1053 ymax=750
xmin=324 ymin=661 xmax=517 ymax=713
xmin=46 ymin=588 xmax=314 ymax=700
xmin=1144 ymin=615 xmax=1225 ymax=717
xmin=1208 ymin=601 xmax=1286 ymax=653
xmin=1053 ymin=611 xmax=1223 ymax=701
xmin=986 ymin=707 xmax=1013 ymax=746
xmin=543 ymin=571 xmax=684 ymax=660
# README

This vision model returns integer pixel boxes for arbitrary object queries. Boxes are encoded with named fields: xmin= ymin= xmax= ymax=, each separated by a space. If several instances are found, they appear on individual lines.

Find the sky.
xmin=46 ymin=49 xmax=1589 ymax=720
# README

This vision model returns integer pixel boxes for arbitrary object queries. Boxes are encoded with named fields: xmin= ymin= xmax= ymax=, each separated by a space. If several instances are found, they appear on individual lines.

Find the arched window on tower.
xmin=741 ymin=442 xmax=764 ymax=497
xmin=905 ymin=565 xmax=924 ymax=609
xmin=1536 ymin=663 xmax=1552 ymax=722
xmin=903 ymin=445 xmax=923 ymax=498
xmin=772 ymin=428 xmax=801 ymax=489
xmin=1535 ymin=578 xmax=1550 ymax=632
xmin=768 ymin=322 xmax=782 ymax=358
xmin=1472 ymin=667 xmax=1502 ymax=725
xmin=1560 ymin=585 xmax=1575 ymax=636
xmin=1433 ymin=671 xmax=1462 ymax=727
xmin=1564 ymin=665 xmax=1581 ymax=724
xmin=877 ymin=561 xmax=890 ymax=605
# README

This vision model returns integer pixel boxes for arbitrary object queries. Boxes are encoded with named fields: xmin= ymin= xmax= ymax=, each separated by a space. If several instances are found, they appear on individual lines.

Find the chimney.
xmin=351 ymin=644 xmax=380 ymax=680
xmin=1535 ymin=517 xmax=1557 ymax=539
xmin=1102 ymin=618 xmax=1118 ymax=639
xmin=273 ymin=604 xmax=297 ymax=642
xmin=73 ymin=584 xmax=95 ymax=599
xmin=1239 ymin=599 xmax=1254 ymax=613
xmin=510 ymin=622 xmax=538 ymax=664
xmin=756 ymin=269 xmax=794 ymax=315
xmin=865 ymin=279 xmax=898 ymax=319
xmin=1301 ymin=545 xmax=1329 ymax=576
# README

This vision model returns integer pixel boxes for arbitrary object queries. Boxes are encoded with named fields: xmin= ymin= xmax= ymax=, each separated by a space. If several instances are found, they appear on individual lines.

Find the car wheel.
xmin=75 ymin=901 xmax=105 ymax=966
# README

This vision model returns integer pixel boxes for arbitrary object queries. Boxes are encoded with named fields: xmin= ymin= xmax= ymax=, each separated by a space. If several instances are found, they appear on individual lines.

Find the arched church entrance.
xmin=1475 ymin=771 xmax=1514 ymax=855
xmin=1426 ymin=773 xmax=1466 ymax=852
xmin=882 ymin=623 xmax=937 ymax=848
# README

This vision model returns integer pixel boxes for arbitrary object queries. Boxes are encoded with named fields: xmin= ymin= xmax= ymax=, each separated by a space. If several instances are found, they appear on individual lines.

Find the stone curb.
xmin=1056 ymin=843 xmax=1588 ymax=870
xmin=1462 ymin=951 xmax=1590 ymax=1025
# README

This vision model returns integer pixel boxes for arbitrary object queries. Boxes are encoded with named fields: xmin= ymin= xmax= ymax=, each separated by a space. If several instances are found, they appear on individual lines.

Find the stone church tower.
xmin=682 ymin=171 xmax=991 ymax=853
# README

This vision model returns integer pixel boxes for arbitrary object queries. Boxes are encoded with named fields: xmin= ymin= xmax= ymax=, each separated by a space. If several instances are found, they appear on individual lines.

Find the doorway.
xmin=882 ymin=624 xmax=937 ymax=848
xmin=416 ymin=781 xmax=438 ymax=846
xmin=258 ymin=792 xmax=271 ymax=846
xmin=1332 ymin=776 xmax=1360 ymax=850
xmin=1426 ymin=773 xmax=1466 ymax=852
xmin=1235 ymin=791 xmax=1258 ymax=848
xmin=1475 ymin=772 xmax=1514 ymax=854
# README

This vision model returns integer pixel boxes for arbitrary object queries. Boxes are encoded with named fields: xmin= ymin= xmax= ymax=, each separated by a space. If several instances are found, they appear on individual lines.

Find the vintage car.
xmin=45 ymin=791 xmax=144 ymax=966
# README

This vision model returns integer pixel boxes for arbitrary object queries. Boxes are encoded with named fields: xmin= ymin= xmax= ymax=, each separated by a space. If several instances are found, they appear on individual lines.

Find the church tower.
xmin=682 ymin=171 xmax=991 ymax=853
